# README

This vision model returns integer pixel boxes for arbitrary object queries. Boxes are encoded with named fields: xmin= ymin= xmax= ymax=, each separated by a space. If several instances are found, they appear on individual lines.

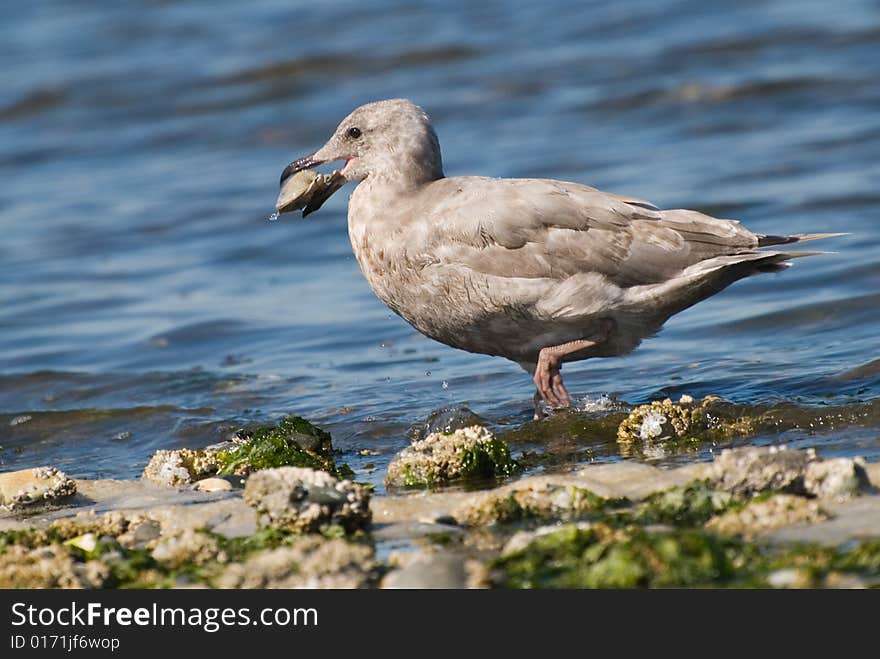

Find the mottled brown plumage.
xmin=278 ymin=99 xmax=840 ymax=417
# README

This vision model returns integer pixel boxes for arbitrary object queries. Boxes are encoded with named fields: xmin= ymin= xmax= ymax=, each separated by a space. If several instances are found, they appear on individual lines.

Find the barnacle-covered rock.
xmin=385 ymin=425 xmax=519 ymax=489
xmin=243 ymin=467 xmax=371 ymax=534
xmin=0 ymin=466 xmax=77 ymax=510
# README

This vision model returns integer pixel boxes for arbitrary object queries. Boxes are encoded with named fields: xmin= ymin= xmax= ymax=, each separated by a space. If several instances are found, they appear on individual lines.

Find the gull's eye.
xmin=346 ymin=126 xmax=362 ymax=139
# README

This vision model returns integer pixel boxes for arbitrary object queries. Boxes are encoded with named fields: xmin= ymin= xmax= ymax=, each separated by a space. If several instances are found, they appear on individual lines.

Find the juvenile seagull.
xmin=277 ymin=99 xmax=839 ymax=418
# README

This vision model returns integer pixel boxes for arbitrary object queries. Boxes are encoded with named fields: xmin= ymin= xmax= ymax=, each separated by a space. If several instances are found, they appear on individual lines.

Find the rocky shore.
xmin=2 ymin=400 xmax=879 ymax=589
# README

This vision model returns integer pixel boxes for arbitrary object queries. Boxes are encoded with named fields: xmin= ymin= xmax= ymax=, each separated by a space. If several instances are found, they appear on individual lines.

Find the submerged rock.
xmin=408 ymin=405 xmax=487 ymax=443
xmin=385 ymin=425 xmax=519 ymax=489
xmin=217 ymin=536 xmax=376 ymax=589
xmin=706 ymin=494 xmax=827 ymax=536
xmin=243 ymin=467 xmax=371 ymax=534
xmin=616 ymin=395 xmax=706 ymax=445
xmin=0 ymin=466 xmax=76 ymax=510
xmin=615 ymin=394 xmax=790 ymax=450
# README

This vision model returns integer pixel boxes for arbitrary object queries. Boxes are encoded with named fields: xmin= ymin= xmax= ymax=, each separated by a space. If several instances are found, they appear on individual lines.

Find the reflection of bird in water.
xmin=277 ymin=99 xmax=841 ymax=418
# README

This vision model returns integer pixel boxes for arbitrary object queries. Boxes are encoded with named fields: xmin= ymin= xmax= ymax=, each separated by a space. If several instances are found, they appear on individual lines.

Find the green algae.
xmin=493 ymin=522 xmax=880 ymax=589
xmin=617 ymin=395 xmax=880 ymax=451
xmin=216 ymin=415 xmax=344 ymax=477
xmin=456 ymin=484 xmax=628 ymax=527
xmin=0 ymin=528 xmax=63 ymax=552
xmin=495 ymin=524 xmax=752 ymax=588
xmin=207 ymin=526 xmax=297 ymax=562
xmin=631 ymin=481 xmax=738 ymax=527
xmin=386 ymin=426 xmax=521 ymax=489
xmin=499 ymin=410 xmax=625 ymax=446
xmin=458 ymin=437 xmax=520 ymax=481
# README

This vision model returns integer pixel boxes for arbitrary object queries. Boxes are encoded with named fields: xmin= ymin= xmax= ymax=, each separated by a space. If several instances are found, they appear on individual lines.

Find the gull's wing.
xmin=407 ymin=176 xmax=761 ymax=288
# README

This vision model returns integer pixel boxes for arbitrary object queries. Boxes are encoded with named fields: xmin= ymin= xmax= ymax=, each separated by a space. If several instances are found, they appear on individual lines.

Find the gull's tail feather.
xmin=758 ymin=232 xmax=848 ymax=247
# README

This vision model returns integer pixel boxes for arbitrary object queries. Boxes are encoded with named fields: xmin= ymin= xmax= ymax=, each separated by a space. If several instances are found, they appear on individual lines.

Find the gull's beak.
xmin=279 ymin=154 xmax=324 ymax=186
xmin=276 ymin=148 xmax=347 ymax=217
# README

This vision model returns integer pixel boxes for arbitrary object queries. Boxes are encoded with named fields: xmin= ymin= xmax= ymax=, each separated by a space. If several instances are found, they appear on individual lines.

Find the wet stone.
xmin=141 ymin=449 xmax=221 ymax=487
xmin=804 ymin=458 xmax=869 ymax=500
xmin=706 ymin=446 xmax=817 ymax=497
xmin=408 ymin=405 xmax=487 ymax=443
xmin=243 ymin=467 xmax=371 ymax=534
xmin=453 ymin=483 xmax=620 ymax=526
xmin=218 ymin=536 xmax=376 ymax=589
xmin=385 ymin=425 xmax=519 ymax=489
xmin=381 ymin=551 xmax=480 ymax=589
xmin=0 ymin=544 xmax=110 ymax=589
xmin=706 ymin=494 xmax=828 ymax=536
xmin=151 ymin=529 xmax=227 ymax=568
xmin=0 ymin=467 xmax=77 ymax=510
xmin=193 ymin=477 xmax=234 ymax=493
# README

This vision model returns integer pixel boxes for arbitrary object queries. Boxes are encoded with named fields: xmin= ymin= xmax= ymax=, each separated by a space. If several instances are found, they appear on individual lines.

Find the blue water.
xmin=1 ymin=0 xmax=879 ymax=485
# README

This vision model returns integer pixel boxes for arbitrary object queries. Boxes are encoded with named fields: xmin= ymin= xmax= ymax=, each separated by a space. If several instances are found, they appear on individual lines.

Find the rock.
xmin=408 ymin=405 xmax=487 ymax=443
xmin=385 ymin=425 xmax=519 ymax=489
xmin=194 ymin=477 xmax=234 ymax=493
xmin=804 ymin=458 xmax=869 ymax=500
xmin=50 ymin=511 xmax=130 ymax=539
xmin=706 ymin=494 xmax=827 ymax=536
xmin=706 ymin=446 xmax=817 ymax=496
xmin=616 ymin=395 xmax=711 ymax=444
xmin=454 ymin=483 xmax=621 ymax=526
xmin=217 ymin=536 xmax=376 ymax=589
xmin=243 ymin=467 xmax=371 ymax=534
xmin=635 ymin=481 xmax=735 ymax=527
xmin=217 ymin=416 xmax=339 ymax=477
xmin=372 ymin=521 xmax=464 ymax=544
xmin=141 ymin=449 xmax=221 ymax=487
xmin=151 ymin=529 xmax=226 ymax=568
xmin=382 ymin=551 xmax=484 ymax=589
xmin=0 ymin=466 xmax=77 ymax=509
xmin=615 ymin=394 xmax=779 ymax=450
xmin=140 ymin=415 xmax=343 ymax=487
xmin=823 ymin=571 xmax=879 ymax=589
xmin=117 ymin=517 xmax=162 ymax=549
xmin=865 ymin=462 xmax=880 ymax=489
xmin=767 ymin=494 xmax=880 ymax=546
xmin=64 ymin=533 xmax=98 ymax=553
xmin=501 ymin=522 xmax=594 ymax=558
xmin=767 ymin=568 xmax=813 ymax=589
xmin=0 ymin=544 xmax=109 ymax=589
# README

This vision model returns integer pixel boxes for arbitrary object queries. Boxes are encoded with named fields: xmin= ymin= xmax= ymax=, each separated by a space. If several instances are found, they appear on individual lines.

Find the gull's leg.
xmin=533 ymin=390 xmax=546 ymax=420
xmin=533 ymin=320 xmax=614 ymax=412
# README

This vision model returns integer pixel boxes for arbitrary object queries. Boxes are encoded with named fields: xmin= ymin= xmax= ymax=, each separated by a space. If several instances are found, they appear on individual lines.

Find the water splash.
xmin=640 ymin=412 xmax=668 ymax=440
xmin=267 ymin=210 xmax=280 ymax=222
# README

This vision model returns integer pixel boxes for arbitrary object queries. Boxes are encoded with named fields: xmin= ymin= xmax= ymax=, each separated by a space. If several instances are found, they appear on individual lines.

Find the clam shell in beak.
xmin=275 ymin=169 xmax=346 ymax=217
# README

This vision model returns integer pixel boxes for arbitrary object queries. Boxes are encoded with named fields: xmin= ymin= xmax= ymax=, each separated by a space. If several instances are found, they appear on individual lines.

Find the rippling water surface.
xmin=2 ymin=0 xmax=879 ymax=487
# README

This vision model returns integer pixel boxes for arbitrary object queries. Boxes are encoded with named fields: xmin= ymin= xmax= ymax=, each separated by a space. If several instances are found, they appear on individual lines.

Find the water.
xmin=2 ymin=0 xmax=879 ymax=488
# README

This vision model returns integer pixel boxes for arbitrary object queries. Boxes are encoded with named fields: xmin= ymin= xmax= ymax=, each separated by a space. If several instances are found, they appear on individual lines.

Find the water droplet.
xmin=441 ymin=380 xmax=449 ymax=389
xmin=268 ymin=210 xmax=280 ymax=222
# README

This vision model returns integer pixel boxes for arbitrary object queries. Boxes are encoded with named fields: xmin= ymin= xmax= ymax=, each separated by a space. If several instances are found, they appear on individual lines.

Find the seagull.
xmin=276 ymin=98 xmax=840 ymax=419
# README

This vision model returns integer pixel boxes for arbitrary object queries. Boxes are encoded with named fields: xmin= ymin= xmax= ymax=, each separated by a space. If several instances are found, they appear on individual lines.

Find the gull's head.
xmin=279 ymin=99 xmax=444 ymax=200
